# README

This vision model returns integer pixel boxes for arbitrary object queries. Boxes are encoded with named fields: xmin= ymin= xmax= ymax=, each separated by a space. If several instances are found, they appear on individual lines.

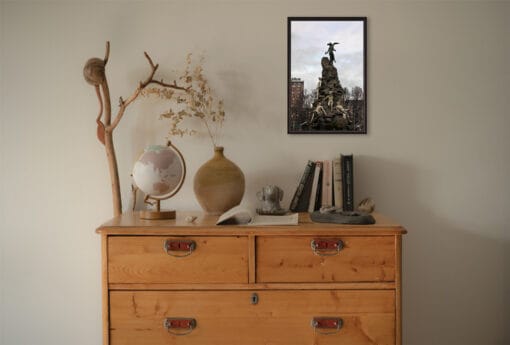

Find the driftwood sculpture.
xmin=83 ymin=42 xmax=187 ymax=216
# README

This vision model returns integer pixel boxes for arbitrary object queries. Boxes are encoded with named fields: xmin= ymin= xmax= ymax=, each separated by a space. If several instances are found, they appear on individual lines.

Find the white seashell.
xmin=357 ymin=198 xmax=375 ymax=213
xmin=185 ymin=215 xmax=197 ymax=223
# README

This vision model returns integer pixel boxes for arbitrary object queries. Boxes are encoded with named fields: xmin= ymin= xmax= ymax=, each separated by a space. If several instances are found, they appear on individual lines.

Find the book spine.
xmin=321 ymin=160 xmax=333 ymax=207
xmin=296 ymin=168 xmax=316 ymax=212
xmin=314 ymin=163 xmax=323 ymax=211
xmin=341 ymin=154 xmax=354 ymax=211
xmin=333 ymin=157 xmax=343 ymax=210
xmin=308 ymin=162 xmax=322 ymax=213
xmin=289 ymin=160 xmax=315 ymax=211
xmin=327 ymin=160 xmax=333 ymax=206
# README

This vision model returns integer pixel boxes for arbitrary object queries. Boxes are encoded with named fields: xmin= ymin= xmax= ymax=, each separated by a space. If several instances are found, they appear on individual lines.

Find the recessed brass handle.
xmin=311 ymin=317 xmax=343 ymax=335
xmin=163 ymin=239 xmax=196 ymax=258
xmin=163 ymin=317 xmax=197 ymax=336
xmin=310 ymin=239 xmax=344 ymax=256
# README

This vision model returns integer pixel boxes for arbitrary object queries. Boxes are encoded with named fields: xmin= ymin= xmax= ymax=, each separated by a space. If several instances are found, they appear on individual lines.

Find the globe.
xmin=132 ymin=143 xmax=185 ymax=200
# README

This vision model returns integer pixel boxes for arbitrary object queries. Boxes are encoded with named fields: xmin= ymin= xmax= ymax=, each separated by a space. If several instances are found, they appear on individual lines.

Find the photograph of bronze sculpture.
xmin=288 ymin=17 xmax=367 ymax=134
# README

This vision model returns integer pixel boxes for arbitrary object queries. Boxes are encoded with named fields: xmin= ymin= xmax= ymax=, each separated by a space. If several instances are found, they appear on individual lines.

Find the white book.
xmin=216 ymin=205 xmax=298 ymax=226
xmin=321 ymin=160 xmax=333 ymax=207
xmin=308 ymin=162 xmax=322 ymax=213
xmin=333 ymin=157 xmax=343 ymax=209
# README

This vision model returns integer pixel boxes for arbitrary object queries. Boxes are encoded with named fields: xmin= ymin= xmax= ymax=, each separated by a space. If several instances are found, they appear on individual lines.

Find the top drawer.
xmin=257 ymin=236 xmax=395 ymax=283
xmin=108 ymin=236 xmax=248 ymax=284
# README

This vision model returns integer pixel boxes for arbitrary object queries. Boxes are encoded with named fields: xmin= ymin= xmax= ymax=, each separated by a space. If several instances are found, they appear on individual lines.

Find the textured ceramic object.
xmin=193 ymin=146 xmax=245 ymax=215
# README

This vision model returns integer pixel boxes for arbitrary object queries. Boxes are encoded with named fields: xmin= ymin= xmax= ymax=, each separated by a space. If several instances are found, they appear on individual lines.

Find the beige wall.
xmin=1 ymin=1 xmax=509 ymax=344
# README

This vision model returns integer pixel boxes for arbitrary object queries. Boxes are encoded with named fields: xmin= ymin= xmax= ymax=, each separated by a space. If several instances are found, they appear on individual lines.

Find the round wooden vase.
xmin=193 ymin=146 xmax=245 ymax=215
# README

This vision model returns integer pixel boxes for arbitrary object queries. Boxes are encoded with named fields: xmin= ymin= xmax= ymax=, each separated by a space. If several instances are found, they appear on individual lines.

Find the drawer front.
xmin=110 ymin=290 xmax=395 ymax=345
xmin=257 ymin=236 xmax=395 ymax=283
xmin=108 ymin=236 xmax=248 ymax=284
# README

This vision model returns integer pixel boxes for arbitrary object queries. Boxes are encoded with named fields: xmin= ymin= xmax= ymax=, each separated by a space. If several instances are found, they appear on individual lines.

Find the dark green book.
xmin=314 ymin=163 xmax=323 ymax=211
xmin=341 ymin=154 xmax=354 ymax=211
xmin=289 ymin=160 xmax=315 ymax=212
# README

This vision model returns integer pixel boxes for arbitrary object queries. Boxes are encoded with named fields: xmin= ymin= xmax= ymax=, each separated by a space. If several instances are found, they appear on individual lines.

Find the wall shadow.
xmin=355 ymin=155 xmax=510 ymax=345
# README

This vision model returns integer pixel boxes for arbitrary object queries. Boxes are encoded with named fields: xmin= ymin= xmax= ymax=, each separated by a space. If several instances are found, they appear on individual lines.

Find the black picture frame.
xmin=288 ymin=17 xmax=367 ymax=134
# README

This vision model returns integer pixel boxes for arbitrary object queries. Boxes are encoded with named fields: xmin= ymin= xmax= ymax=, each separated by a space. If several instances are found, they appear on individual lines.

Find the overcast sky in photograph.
xmin=290 ymin=20 xmax=364 ymax=94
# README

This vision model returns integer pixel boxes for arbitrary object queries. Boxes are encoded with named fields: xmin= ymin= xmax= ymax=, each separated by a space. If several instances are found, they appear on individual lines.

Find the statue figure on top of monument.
xmin=325 ymin=42 xmax=339 ymax=63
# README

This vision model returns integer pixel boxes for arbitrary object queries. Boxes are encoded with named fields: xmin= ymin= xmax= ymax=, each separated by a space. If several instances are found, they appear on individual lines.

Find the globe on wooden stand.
xmin=132 ymin=141 xmax=186 ymax=220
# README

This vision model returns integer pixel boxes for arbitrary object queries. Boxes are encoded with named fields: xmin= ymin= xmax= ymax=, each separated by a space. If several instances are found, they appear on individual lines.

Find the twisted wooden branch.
xmin=109 ymin=51 xmax=188 ymax=131
xmin=95 ymin=85 xmax=105 ymax=145
xmin=104 ymin=41 xmax=110 ymax=65
xmin=84 ymin=41 xmax=187 ymax=216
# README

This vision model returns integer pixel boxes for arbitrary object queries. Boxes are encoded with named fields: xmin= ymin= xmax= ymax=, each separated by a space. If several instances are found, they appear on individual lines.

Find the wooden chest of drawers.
xmin=97 ymin=212 xmax=406 ymax=345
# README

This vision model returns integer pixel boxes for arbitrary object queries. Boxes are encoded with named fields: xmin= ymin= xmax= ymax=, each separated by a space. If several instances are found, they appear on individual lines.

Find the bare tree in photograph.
xmin=352 ymin=86 xmax=364 ymax=100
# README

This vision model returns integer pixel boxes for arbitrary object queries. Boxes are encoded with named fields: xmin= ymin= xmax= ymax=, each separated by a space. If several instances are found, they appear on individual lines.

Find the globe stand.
xmin=139 ymin=198 xmax=176 ymax=220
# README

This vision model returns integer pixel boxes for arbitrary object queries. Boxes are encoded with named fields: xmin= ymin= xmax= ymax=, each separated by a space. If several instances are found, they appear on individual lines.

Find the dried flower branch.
xmin=142 ymin=54 xmax=225 ymax=148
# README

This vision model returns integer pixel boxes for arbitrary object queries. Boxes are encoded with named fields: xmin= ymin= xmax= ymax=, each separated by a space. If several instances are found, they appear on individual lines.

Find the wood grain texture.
xmin=110 ymin=290 xmax=395 ymax=345
xmin=257 ymin=236 xmax=395 ymax=283
xmin=101 ymin=235 xmax=109 ymax=345
xmin=395 ymin=235 xmax=402 ymax=345
xmin=248 ymin=235 xmax=256 ymax=283
xmin=108 ymin=282 xmax=397 ymax=291
xmin=96 ymin=212 xmax=407 ymax=236
xmin=108 ymin=236 xmax=248 ymax=284
xmin=98 ymin=212 xmax=406 ymax=344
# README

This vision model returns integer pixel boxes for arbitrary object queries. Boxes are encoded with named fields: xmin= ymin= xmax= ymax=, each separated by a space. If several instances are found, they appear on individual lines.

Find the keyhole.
xmin=251 ymin=293 xmax=259 ymax=305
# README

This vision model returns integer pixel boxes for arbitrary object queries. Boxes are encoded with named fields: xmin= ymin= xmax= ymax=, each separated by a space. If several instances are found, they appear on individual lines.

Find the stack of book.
xmin=289 ymin=155 xmax=354 ymax=213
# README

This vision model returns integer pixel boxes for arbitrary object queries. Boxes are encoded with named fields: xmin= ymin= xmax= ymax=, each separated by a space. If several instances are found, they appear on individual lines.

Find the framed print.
xmin=288 ymin=17 xmax=367 ymax=134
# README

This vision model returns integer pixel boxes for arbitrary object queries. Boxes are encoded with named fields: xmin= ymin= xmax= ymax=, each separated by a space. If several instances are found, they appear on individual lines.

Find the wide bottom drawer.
xmin=110 ymin=290 xmax=395 ymax=345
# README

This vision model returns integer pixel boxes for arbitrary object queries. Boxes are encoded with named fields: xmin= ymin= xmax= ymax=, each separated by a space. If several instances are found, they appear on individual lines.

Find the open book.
xmin=216 ymin=205 xmax=299 ymax=226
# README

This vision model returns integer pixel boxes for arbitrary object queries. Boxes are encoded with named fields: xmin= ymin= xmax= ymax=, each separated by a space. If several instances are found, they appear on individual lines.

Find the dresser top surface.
xmin=96 ymin=212 xmax=407 ymax=236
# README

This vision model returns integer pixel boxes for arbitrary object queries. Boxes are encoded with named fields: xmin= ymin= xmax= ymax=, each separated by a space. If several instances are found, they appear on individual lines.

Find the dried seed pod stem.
xmin=143 ymin=54 xmax=225 ymax=148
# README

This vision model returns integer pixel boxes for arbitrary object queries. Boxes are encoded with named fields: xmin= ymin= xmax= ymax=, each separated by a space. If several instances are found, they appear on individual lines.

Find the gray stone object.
xmin=310 ymin=211 xmax=376 ymax=225
xmin=256 ymin=185 xmax=288 ymax=215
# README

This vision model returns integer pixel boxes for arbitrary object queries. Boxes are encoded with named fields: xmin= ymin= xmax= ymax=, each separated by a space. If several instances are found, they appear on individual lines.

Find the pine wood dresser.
xmin=96 ymin=212 xmax=406 ymax=345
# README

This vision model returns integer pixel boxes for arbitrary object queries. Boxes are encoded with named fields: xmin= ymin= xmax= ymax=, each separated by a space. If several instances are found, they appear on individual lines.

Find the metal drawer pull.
xmin=163 ymin=239 xmax=196 ymax=257
xmin=311 ymin=317 xmax=343 ymax=335
xmin=163 ymin=318 xmax=197 ymax=336
xmin=310 ymin=239 xmax=344 ymax=256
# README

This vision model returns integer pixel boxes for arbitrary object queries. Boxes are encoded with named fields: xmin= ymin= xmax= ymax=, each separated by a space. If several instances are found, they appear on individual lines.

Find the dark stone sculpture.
xmin=301 ymin=44 xmax=353 ymax=131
